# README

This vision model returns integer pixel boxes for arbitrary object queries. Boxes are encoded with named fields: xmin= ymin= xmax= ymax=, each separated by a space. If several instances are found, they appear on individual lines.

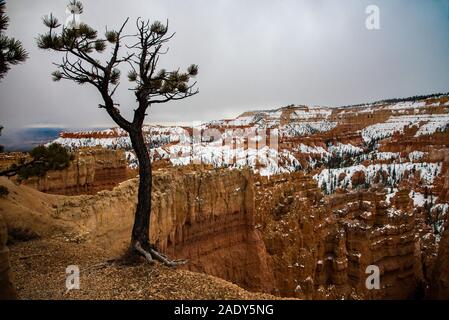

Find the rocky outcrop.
xmin=429 ymin=227 xmax=449 ymax=299
xmin=0 ymin=213 xmax=16 ymax=299
xmin=255 ymin=173 xmax=427 ymax=299
xmin=0 ymin=148 xmax=129 ymax=195
xmin=24 ymin=148 xmax=129 ymax=195
xmin=2 ymin=166 xmax=274 ymax=293
xmin=337 ymin=188 xmax=421 ymax=299
xmin=151 ymin=167 xmax=274 ymax=292
xmin=48 ymin=95 xmax=449 ymax=181
xmin=2 ymin=94 xmax=449 ymax=300
xmin=0 ymin=152 xmax=31 ymax=172
xmin=432 ymin=149 xmax=449 ymax=202
xmin=1 ymin=163 xmax=446 ymax=299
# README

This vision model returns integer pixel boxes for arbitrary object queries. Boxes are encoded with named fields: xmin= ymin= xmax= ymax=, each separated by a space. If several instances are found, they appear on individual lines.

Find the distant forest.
xmin=341 ymin=92 xmax=449 ymax=108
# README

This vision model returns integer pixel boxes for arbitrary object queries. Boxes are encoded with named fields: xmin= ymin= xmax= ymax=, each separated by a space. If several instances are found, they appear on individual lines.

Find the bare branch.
xmin=38 ymin=15 xmax=198 ymax=134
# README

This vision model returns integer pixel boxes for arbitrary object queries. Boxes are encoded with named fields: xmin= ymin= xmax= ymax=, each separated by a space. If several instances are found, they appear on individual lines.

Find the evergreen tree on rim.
xmin=37 ymin=1 xmax=199 ymax=266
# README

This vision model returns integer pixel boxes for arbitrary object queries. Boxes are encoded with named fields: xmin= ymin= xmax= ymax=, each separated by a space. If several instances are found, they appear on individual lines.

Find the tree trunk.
xmin=127 ymin=128 xmax=187 ymax=266
xmin=129 ymin=129 xmax=152 ymax=249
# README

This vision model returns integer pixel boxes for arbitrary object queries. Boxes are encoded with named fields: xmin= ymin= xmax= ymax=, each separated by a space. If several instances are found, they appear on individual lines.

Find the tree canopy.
xmin=0 ymin=143 xmax=74 ymax=180
xmin=37 ymin=1 xmax=198 ymax=266
xmin=0 ymin=0 xmax=28 ymax=81
xmin=37 ymin=9 xmax=198 ymax=133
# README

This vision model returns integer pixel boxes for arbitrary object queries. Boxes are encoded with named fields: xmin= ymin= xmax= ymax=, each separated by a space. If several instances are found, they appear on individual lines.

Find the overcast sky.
xmin=1 ymin=0 xmax=449 ymax=129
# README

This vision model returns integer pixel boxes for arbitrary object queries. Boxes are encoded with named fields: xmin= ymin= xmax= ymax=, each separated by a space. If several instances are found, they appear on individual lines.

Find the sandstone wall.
xmin=50 ymin=166 xmax=274 ymax=293
xmin=2 ymin=164 xmax=445 ymax=299
xmin=429 ymin=228 xmax=449 ymax=299
xmin=24 ymin=148 xmax=129 ymax=195
xmin=255 ymin=173 xmax=426 ymax=299
xmin=338 ymin=189 xmax=420 ymax=299
xmin=0 ymin=213 xmax=16 ymax=299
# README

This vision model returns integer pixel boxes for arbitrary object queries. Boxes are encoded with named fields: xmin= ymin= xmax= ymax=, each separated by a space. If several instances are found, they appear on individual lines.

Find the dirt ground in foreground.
xmin=9 ymin=238 xmax=276 ymax=300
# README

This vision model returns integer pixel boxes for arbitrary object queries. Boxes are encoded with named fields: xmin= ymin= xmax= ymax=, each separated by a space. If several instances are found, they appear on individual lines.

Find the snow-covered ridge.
xmin=386 ymin=101 xmax=427 ymax=110
xmin=408 ymin=191 xmax=449 ymax=240
xmin=54 ymin=125 xmax=193 ymax=150
xmin=314 ymin=162 xmax=442 ymax=194
xmin=50 ymin=95 xmax=448 ymax=177
xmin=280 ymin=121 xmax=337 ymax=137
xmin=327 ymin=143 xmax=363 ymax=156
xmin=361 ymin=114 xmax=449 ymax=143
xmin=152 ymin=143 xmax=299 ymax=177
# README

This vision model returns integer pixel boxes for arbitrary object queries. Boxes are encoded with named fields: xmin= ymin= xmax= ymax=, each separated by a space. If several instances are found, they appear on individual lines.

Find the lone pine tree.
xmin=37 ymin=1 xmax=198 ymax=266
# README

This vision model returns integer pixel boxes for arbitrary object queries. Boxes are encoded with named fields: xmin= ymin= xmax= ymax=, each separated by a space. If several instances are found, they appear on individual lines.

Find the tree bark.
xmin=127 ymin=128 xmax=187 ymax=267
xmin=129 ymin=129 xmax=152 ymax=249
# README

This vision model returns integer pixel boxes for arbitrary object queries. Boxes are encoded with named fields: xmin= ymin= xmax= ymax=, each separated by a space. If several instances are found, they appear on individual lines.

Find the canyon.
xmin=1 ymin=162 xmax=446 ymax=299
xmin=1 ymin=93 xmax=449 ymax=299
xmin=0 ymin=166 xmax=274 ymax=295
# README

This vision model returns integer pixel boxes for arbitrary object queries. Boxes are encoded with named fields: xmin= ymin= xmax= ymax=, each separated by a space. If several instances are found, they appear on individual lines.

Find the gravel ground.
xmin=10 ymin=239 xmax=276 ymax=300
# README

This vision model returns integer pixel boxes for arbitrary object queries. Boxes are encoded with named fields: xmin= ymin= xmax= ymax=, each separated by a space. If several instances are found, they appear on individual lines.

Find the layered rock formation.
xmin=1 ymin=162 xmax=448 ymax=299
xmin=51 ymin=94 xmax=449 ymax=177
xmin=0 ymin=166 xmax=274 ymax=293
xmin=0 ymin=213 xmax=16 ymax=299
xmin=2 ymin=93 xmax=448 ymax=299
xmin=0 ymin=148 xmax=130 ymax=195
xmin=254 ymin=173 xmax=434 ymax=299
xmin=151 ymin=166 xmax=274 ymax=292
xmin=429 ymin=228 xmax=449 ymax=299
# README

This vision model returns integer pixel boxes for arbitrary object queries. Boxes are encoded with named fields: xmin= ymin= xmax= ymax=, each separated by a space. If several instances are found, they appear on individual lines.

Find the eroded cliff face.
xmin=1 ymin=163 xmax=446 ymax=299
xmin=254 ymin=173 xmax=435 ymax=299
xmin=151 ymin=167 xmax=274 ymax=292
xmin=429 ymin=228 xmax=449 ymax=299
xmin=0 ymin=148 xmax=130 ymax=195
xmin=0 ymin=213 xmax=16 ymax=299
xmin=2 ymin=166 xmax=274 ymax=293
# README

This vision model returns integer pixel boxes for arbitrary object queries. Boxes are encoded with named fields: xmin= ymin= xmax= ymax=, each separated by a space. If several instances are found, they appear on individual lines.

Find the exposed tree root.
xmin=149 ymin=248 xmax=188 ymax=267
xmin=81 ymin=261 xmax=114 ymax=273
xmin=134 ymin=241 xmax=154 ymax=265
xmin=133 ymin=241 xmax=187 ymax=267
xmin=19 ymin=253 xmax=45 ymax=260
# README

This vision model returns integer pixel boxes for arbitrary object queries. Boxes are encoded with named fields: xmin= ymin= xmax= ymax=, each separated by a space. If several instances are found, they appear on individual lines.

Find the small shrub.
xmin=6 ymin=227 xmax=40 ymax=245
xmin=1 ymin=143 xmax=73 ymax=180
xmin=0 ymin=185 xmax=9 ymax=197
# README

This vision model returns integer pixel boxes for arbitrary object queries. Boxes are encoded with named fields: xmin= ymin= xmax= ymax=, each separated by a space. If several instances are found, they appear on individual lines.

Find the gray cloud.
xmin=1 ymin=0 xmax=449 ymax=129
